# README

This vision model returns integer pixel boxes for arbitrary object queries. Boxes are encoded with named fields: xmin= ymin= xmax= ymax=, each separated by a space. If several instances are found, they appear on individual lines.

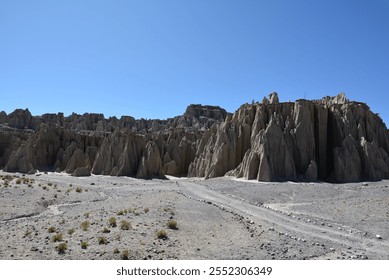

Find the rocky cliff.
xmin=189 ymin=93 xmax=389 ymax=182
xmin=1 ymin=93 xmax=389 ymax=182
xmin=0 ymin=105 xmax=228 ymax=178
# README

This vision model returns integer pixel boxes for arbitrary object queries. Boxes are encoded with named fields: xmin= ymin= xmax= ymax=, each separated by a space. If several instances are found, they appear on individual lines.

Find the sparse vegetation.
xmin=144 ymin=208 xmax=149 ymax=213
xmin=48 ymin=182 xmax=53 ymax=186
xmin=98 ymin=236 xmax=108 ymax=245
xmin=16 ymin=178 xmax=22 ymax=184
xmin=108 ymin=217 xmax=117 ymax=227
xmin=76 ymin=187 xmax=82 ymax=193
xmin=113 ymin=248 xmax=120 ymax=254
xmin=120 ymin=220 xmax=131 ymax=230
xmin=56 ymin=243 xmax=68 ymax=254
xmin=167 ymin=220 xmax=178 ymax=230
xmin=81 ymin=241 xmax=88 ymax=249
xmin=117 ymin=210 xmax=124 ymax=216
xmin=67 ymin=228 xmax=75 ymax=235
xmin=121 ymin=249 xmax=129 ymax=260
xmin=84 ymin=212 xmax=90 ymax=218
xmin=24 ymin=229 xmax=33 ymax=238
xmin=102 ymin=227 xmax=111 ymax=233
xmin=52 ymin=233 xmax=63 ymax=242
xmin=48 ymin=226 xmax=56 ymax=233
xmin=156 ymin=230 xmax=168 ymax=240
xmin=81 ymin=221 xmax=90 ymax=231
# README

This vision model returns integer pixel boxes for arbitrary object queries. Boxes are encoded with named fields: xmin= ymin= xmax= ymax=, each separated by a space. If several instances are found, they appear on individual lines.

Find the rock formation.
xmin=190 ymin=93 xmax=389 ymax=182
xmin=0 ymin=105 xmax=227 ymax=179
xmin=1 ymin=93 xmax=389 ymax=183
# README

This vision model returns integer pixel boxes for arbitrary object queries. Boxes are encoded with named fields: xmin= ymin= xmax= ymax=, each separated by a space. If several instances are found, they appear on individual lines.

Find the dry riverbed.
xmin=0 ymin=171 xmax=388 ymax=260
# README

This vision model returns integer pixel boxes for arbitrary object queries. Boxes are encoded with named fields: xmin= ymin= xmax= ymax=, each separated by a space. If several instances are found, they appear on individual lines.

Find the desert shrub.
xmin=56 ymin=243 xmax=68 ymax=254
xmin=76 ymin=187 xmax=82 ymax=193
xmin=24 ymin=229 xmax=33 ymax=238
xmin=98 ymin=236 xmax=108 ymax=245
xmin=156 ymin=230 xmax=168 ymax=240
xmin=81 ymin=241 xmax=88 ymax=249
xmin=144 ymin=208 xmax=149 ymax=213
xmin=121 ymin=249 xmax=129 ymax=260
xmin=48 ymin=182 xmax=53 ymax=186
xmin=16 ymin=179 xmax=22 ymax=184
xmin=52 ymin=233 xmax=63 ymax=242
xmin=81 ymin=221 xmax=90 ymax=231
xmin=108 ymin=217 xmax=117 ymax=227
xmin=67 ymin=228 xmax=75 ymax=235
xmin=84 ymin=212 xmax=90 ymax=218
xmin=117 ymin=210 xmax=124 ymax=216
xmin=120 ymin=220 xmax=131 ymax=230
xmin=167 ymin=220 xmax=178 ymax=230
xmin=113 ymin=248 xmax=120 ymax=254
xmin=48 ymin=226 xmax=56 ymax=233
xmin=102 ymin=227 xmax=111 ymax=233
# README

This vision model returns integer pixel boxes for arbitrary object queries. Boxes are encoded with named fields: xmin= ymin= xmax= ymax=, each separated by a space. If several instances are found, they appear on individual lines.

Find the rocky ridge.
xmin=1 ymin=93 xmax=389 ymax=182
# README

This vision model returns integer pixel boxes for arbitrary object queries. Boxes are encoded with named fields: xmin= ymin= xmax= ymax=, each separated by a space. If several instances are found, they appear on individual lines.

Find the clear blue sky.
xmin=1 ymin=0 xmax=388 ymax=124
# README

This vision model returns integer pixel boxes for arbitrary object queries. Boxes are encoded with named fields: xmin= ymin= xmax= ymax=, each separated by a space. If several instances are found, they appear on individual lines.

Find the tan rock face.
xmin=0 ymin=105 xmax=225 ymax=179
xmin=1 ymin=94 xmax=388 ymax=183
xmin=189 ymin=93 xmax=389 ymax=183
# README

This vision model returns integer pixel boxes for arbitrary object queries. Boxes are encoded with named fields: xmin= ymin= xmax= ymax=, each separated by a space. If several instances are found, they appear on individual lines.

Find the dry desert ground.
xmin=0 ymin=171 xmax=388 ymax=260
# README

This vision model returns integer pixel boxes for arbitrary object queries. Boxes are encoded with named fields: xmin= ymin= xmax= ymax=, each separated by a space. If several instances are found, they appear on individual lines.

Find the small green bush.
xmin=120 ymin=220 xmax=131 ymax=230
xmin=81 ymin=241 xmax=88 ymax=249
xmin=81 ymin=221 xmax=90 ymax=231
xmin=156 ymin=230 xmax=168 ymax=240
xmin=24 ymin=229 xmax=33 ymax=238
xmin=52 ymin=233 xmax=63 ymax=242
xmin=121 ymin=249 xmax=129 ymax=260
xmin=56 ymin=243 xmax=68 ymax=254
xmin=108 ymin=217 xmax=117 ymax=227
xmin=48 ymin=226 xmax=56 ymax=233
xmin=98 ymin=236 xmax=108 ymax=245
xmin=167 ymin=220 xmax=178 ymax=230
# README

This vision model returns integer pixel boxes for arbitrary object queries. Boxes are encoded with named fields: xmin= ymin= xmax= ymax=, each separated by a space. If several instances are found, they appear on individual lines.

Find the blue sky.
xmin=1 ymin=0 xmax=388 ymax=124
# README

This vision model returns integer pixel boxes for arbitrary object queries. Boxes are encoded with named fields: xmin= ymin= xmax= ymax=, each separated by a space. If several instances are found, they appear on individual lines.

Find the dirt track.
xmin=178 ymin=180 xmax=389 ymax=259
xmin=0 ymin=171 xmax=388 ymax=260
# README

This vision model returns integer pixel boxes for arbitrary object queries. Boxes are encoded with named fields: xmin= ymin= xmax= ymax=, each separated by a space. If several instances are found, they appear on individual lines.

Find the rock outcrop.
xmin=0 ymin=104 xmax=227 ymax=179
xmin=1 ymin=93 xmax=388 ymax=183
xmin=190 ymin=93 xmax=389 ymax=182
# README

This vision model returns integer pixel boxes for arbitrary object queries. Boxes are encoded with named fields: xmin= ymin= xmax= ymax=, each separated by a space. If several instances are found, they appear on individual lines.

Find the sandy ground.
xmin=0 ymin=171 xmax=388 ymax=260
